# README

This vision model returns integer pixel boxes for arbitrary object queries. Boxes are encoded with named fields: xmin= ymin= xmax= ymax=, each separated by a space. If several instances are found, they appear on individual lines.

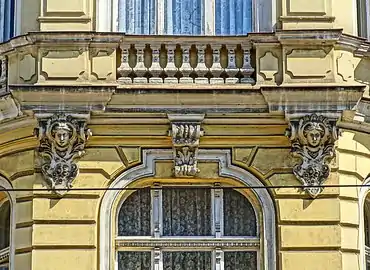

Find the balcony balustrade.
xmin=0 ymin=57 xmax=6 ymax=94
xmin=117 ymin=37 xmax=254 ymax=84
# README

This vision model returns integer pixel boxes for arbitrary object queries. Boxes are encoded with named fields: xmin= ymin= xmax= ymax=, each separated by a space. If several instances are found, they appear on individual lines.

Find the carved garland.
xmin=36 ymin=114 xmax=91 ymax=195
xmin=286 ymin=114 xmax=338 ymax=198
xmin=168 ymin=114 xmax=204 ymax=177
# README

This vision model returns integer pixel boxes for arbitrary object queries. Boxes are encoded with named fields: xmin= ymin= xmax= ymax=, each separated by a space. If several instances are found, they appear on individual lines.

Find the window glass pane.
xmin=224 ymin=251 xmax=257 ymax=270
xmin=163 ymin=188 xmax=211 ymax=236
xmin=118 ymin=252 xmax=151 ymax=270
xmin=163 ymin=251 xmax=212 ymax=270
xmin=0 ymin=200 xmax=10 ymax=250
xmin=118 ymin=188 xmax=151 ymax=236
xmin=118 ymin=0 xmax=156 ymax=34
xmin=223 ymin=189 xmax=257 ymax=236
xmin=164 ymin=0 xmax=204 ymax=35
xmin=215 ymin=0 xmax=252 ymax=35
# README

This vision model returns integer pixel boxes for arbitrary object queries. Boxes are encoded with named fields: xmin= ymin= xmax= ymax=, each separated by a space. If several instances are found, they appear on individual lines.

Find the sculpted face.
xmin=53 ymin=125 xmax=71 ymax=147
xmin=305 ymin=126 xmax=322 ymax=147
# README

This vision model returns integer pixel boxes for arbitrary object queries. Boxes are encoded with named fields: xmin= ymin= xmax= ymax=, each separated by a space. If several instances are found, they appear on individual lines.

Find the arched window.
xmin=364 ymin=194 xmax=370 ymax=269
xmin=115 ymin=184 xmax=260 ymax=270
xmin=0 ymin=195 xmax=10 ymax=270
xmin=0 ymin=0 xmax=15 ymax=43
xmin=97 ymin=0 xmax=275 ymax=34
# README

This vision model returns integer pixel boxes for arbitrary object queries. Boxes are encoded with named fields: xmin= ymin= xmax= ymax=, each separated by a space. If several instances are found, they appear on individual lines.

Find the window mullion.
xmin=157 ymin=0 xmax=165 ymax=34
xmin=153 ymin=248 xmax=163 ymax=270
xmin=204 ymin=0 xmax=215 ymax=35
xmin=212 ymin=183 xmax=223 ymax=238
xmin=112 ymin=0 xmax=120 ymax=31
xmin=215 ymin=248 xmax=224 ymax=270
xmin=151 ymin=183 xmax=162 ymax=238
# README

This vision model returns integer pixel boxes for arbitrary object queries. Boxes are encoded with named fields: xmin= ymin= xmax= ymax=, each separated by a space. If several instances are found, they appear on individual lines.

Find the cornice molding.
xmin=1 ymin=30 xmax=370 ymax=57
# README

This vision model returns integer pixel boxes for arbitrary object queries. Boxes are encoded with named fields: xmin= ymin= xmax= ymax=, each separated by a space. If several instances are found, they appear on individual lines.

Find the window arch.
xmin=99 ymin=149 xmax=276 ymax=270
xmin=96 ymin=0 xmax=275 ymax=34
xmin=116 ymin=184 xmax=260 ymax=270
xmin=0 ymin=177 xmax=15 ymax=270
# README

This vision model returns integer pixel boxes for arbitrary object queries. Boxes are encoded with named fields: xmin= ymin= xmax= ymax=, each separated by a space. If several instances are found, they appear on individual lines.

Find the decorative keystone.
xmin=286 ymin=114 xmax=338 ymax=198
xmin=168 ymin=114 xmax=205 ymax=177
xmin=36 ymin=114 xmax=91 ymax=195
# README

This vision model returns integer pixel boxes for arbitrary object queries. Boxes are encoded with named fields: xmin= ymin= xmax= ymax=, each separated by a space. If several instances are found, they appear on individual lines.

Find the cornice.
xmin=0 ymin=29 xmax=369 ymax=56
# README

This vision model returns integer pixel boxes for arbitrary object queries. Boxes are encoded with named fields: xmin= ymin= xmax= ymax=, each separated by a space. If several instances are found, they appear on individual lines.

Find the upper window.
xmin=115 ymin=184 xmax=260 ymax=270
xmin=117 ymin=0 xmax=252 ymax=35
xmin=357 ymin=0 xmax=370 ymax=39
xmin=97 ymin=0 xmax=274 ymax=34
xmin=0 ymin=0 xmax=15 ymax=43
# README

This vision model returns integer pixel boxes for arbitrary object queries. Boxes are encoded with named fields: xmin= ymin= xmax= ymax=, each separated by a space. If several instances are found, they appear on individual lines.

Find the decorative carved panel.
xmin=259 ymin=52 xmax=278 ymax=81
xmin=40 ymin=49 xmax=88 ymax=82
xmin=286 ymin=114 xmax=338 ymax=197
xmin=286 ymin=49 xmax=332 ymax=79
xmin=36 ymin=114 xmax=91 ymax=195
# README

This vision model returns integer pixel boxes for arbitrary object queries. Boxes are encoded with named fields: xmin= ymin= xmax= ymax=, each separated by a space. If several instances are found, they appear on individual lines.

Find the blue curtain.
xmin=215 ymin=0 xmax=252 ymax=35
xmin=118 ymin=0 xmax=156 ymax=34
xmin=165 ymin=0 xmax=203 ymax=35
xmin=0 ymin=0 xmax=14 ymax=43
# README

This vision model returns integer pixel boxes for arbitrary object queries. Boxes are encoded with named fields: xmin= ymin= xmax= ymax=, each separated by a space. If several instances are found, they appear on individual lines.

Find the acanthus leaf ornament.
xmin=286 ymin=114 xmax=338 ymax=198
xmin=168 ymin=114 xmax=204 ymax=177
xmin=36 ymin=114 xmax=91 ymax=195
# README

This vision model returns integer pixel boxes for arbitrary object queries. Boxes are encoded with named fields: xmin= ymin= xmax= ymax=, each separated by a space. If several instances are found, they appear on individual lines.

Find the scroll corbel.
xmin=168 ymin=114 xmax=205 ymax=177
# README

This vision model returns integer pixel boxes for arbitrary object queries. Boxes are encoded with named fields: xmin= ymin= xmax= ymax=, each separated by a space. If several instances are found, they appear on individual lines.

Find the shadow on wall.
xmin=355 ymin=58 xmax=370 ymax=96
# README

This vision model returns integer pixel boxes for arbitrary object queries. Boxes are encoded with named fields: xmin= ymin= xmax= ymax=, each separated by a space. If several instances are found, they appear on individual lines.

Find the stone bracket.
xmin=286 ymin=113 xmax=339 ymax=197
xmin=35 ymin=113 xmax=91 ymax=195
xmin=168 ymin=114 xmax=205 ymax=177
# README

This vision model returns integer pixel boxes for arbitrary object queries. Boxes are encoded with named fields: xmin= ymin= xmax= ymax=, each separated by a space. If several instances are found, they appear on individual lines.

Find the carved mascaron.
xmin=36 ymin=114 xmax=91 ymax=195
xmin=287 ymin=114 xmax=338 ymax=197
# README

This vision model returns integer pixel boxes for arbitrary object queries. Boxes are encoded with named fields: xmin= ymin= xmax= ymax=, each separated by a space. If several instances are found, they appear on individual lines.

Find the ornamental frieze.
xmin=36 ymin=114 xmax=91 ymax=195
xmin=168 ymin=114 xmax=204 ymax=177
xmin=286 ymin=114 xmax=338 ymax=198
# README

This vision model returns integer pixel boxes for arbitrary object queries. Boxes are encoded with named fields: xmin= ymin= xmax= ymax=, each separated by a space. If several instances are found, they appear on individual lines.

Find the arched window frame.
xmin=99 ymin=149 xmax=276 ymax=270
xmin=0 ymin=177 xmax=15 ymax=270
xmin=96 ymin=0 xmax=276 ymax=34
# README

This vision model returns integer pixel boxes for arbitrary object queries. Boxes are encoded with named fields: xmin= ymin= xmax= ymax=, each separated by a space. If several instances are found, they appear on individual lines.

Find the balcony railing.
xmin=0 ymin=57 xmax=6 ymax=94
xmin=117 ymin=37 xmax=254 ymax=84
xmin=366 ymin=245 xmax=370 ymax=269
xmin=0 ymin=247 xmax=9 ymax=264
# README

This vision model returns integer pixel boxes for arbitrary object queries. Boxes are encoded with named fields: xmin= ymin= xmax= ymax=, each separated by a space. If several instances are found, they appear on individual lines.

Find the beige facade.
xmin=0 ymin=0 xmax=370 ymax=270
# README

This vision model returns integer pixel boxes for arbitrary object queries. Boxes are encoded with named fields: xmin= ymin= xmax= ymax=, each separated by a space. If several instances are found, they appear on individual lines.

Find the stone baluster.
xmin=133 ymin=44 xmax=148 ymax=83
xmin=117 ymin=45 xmax=133 ymax=84
xmin=240 ymin=46 xmax=255 ymax=84
xmin=149 ymin=44 xmax=163 ymax=83
xmin=179 ymin=44 xmax=193 ymax=83
xmin=210 ymin=45 xmax=223 ymax=84
xmin=194 ymin=44 xmax=208 ymax=84
xmin=164 ymin=44 xmax=178 ymax=83
xmin=225 ymin=46 xmax=239 ymax=84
